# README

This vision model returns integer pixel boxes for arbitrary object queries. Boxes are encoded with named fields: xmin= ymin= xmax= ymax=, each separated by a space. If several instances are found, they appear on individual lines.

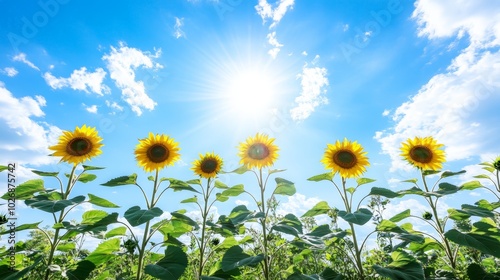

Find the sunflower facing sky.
xmin=134 ymin=133 xmax=180 ymax=172
xmin=400 ymin=136 xmax=446 ymax=171
xmin=192 ymin=152 xmax=223 ymax=179
xmin=49 ymin=125 xmax=103 ymax=165
xmin=238 ymin=133 xmax=279 ymax=169
xmin=321 ymin=138 xmax=369 ymax=179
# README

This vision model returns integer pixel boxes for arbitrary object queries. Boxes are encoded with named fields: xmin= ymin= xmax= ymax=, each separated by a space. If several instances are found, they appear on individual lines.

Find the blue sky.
xmin=1 ymin=0 xmax=500 ymax=248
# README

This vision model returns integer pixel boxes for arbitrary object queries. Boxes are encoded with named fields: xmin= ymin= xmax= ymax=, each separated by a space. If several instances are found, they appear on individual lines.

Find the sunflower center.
xmin=247 ymin=143 xmax=270 ymax=160
xmin=147 ymin=144 xmax=170 ymax=163
xmin=333 ymin=150 xmax=357 ymax=169
xmin=66 ymin=138 xmax=92 ymax=156
xmin=409 ymin=146 xmax=433 ymax=164
xmin=201 ymin=159 xmax=218 ymax=174
xmin=494 ymin=160 xmax=500 ymax=171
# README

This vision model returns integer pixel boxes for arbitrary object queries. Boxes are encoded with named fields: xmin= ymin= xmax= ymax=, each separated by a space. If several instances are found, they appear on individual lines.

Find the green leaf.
xmin=434 ymin=182 xmax=459 ymax=196
xmin=214 ymin=180 xmax=229 ymax=189
xmin=338 ymin=208 xmax=372 ymax=225
xmin=445 ymin=229 xmax=500 ymax=258
xmin=408 ymin=238 xmax=442 ymax=253
xmin=168 ymin=179 xmax=201 ymax=193
xmin=76 ymin=173 xmax=97 ymax=183
xmin=269 ymin=169 xmax=286 ymax=174
xmin=346 ymin=187 xmax=356 ymax=194
xmin=66 ymin=260 xmax=96 ymax=280
xmin=85 ymin=238 xmax=121 ymax=265
xmin=441 ymin=170 xmax=466 ymax=178
xmin=101 ymin=174 xmax=137 ymax=186
xmin=475 ymin=200 xmax=500 ymax=211
xmin=377 ymin=220 xmax=407 ymax=234
xmin=467 ymin=263 xmax=500 ymax=280
xmin=356 ymin=177 xmax=375 ymax=186
xmin=145 ymin=246 xmax=188 ymax=280
xmin=302 ymin=201 xmax=331 ymax=217
xmin=448 ymin=209 xmax=471 ymax=221
xmin=171 ymin=211 xmax=200 ymax=231
xmin=460 ymin=180 xmax=484 ymax=191
xmin=221 ymin=184 xmax=245 ymax=197
xmin=186 ymin=179 xmax=201 ymax=185
xmin=215 ymin=193 xmax=229 ymax=202
xmin=88 ymin=194 xmax=119 ymax=208
xmin=180 ymin=196 xmax=198 ymax=204
xmin=221 ymin=245 xmax=264 ymax=271
xmin=82 ymin=165 xmax=105 ymax=171
xmin=217 ymin=236 xmax=239 ymax=251
xmin=401 ymin=178 xmax=418 ymax=184
xmin=25 ymin=195 xmax=85 ymax=213
xmin=82 ymin=210 xmax=109 ymax=225
xmin=460 ymin=204 xmax=495 ymax=218
xmin=227 ymin=205 xmax=262 ymax=225
xmin=105 ymin=227 xmax=127 ymax=238
xmin=0 ymin=222 xmax=41 ymax=235
xmin=224 ymin=165 xmax=250 ymax=174
xmin=307 ymin=173 xmax=333 ymax=182
xmin=422 ymin=170 xmax=441 ymax=176
xmin=1 ymin=179 xmax=44 ymax=200
xmin=124 ymin=206 xmax=163 ymax=227
xmin=474 ymin=174 xmax=492 ymax=179
xmin=274 ymin=177 xmax=296 ymax=196
xmin=389 ymin=209 xmax=410 ymax=222
xmin=32 ymin=170 xmax=59 ymax=177
xmin=373 ymin=251 xmax=424 ymax=280
xmin=369 ymin=187 xmax=401 ymax=198
xmin=0 ymin=258 xmax=42 ymax=280
xmin=57 ymin=242 xmax=76 ymax=252
xmin=272 ymin=214 xmax=303 ymax=237
xmin=0 ymin=166 xmax=7 ymax=172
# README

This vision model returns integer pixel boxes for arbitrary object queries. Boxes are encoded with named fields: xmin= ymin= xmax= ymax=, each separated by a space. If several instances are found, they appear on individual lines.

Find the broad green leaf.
xmin=401 ymin=178 xmax=418 ymax=184
xmin=227 ymin=205 xmax=262 ymax=225
xmin=302 ymin=201 xmax=331 ymax=217
xmin=422 ymin=170 xmax=441 ymax=176
xmin=474 ymin=174 xmax=491 ymax=179
xmin=148 ymin=176 xmax=155 ymax=181
xmin=88 ymin=194 xmax=119 ymax=208
xmin=105 ymin=227 xmax=127 ymax=238
xmin=483 ymin=166 xmax=495 ymax=173
xmin=272 ymin=214 xmax=303 ymax=237
xmin=373 ymin=261 xmax=424 ymax=280
xmin=76 ymin=173 xmax=97 ymax=183
xmin=221 ymin=184 xmax=245 ymax=197
xmin=181 ymin=196 xmax=198 ymax=204
xmin=215 ymin=193 xmax=229 ymax=202
xmin=369 ymin=187 xmax=400 ymax=198
xmin=441 ymin=170 xmax=466 ymax=178
xmin=0 ymin=222 xmax=41 ymax=235
xmin=0 ymin=166 xmax=7 ymax=172
xmin=57 ymin=242 xmax=75 ymax=252
xmin=356 ymin=177 xmax=375 ymax=186
xmin=307 ymin=173 xmax=333 ymax=182
xmin=338 ymin=208 xmax=372 ymax=225
xmin=389 ymin=209 xmax=410 ymax=222
xmin=82 ymin=210 xmax=109 ymax=225
xmin=448 ymin=209 xmax=471 ymax=221
xmin=460 ymin=180 xmax=484 ymax=191
xmin=377 ymin=220 xmax=406 ymax=234
xmin=214 ymin=180 xmax=229 ymax=189
xmin=467 ymin=263 xmax=500 ymax=280
xmin=445 ymin=229 xmax=500 ymax=257
xmin=85 ymin=238 xmax=121 ymax=265
xmin=408 ymin=238 xmax=442 ymax=253
xmin=186 ymin=179 xmax=201 ymax=185
xmin=145 ymin=246 xmax=188 ymax=280
xmin=221 ymin=245 xmax=264 ymax=271
xmin=0 ymin=258 xmax=42 ymax=280
xmin=399 ymin=187 xmax=426 ymax=197
xmin=66 ymin=260 xmax=96 ymax=280
xmin=274 ymin=177 xmax=296 ymax=196
xmin=124 ymin=206 xmax=163 ymax=227
xmin=269 ymin=169 xmax=286 ymax=174
xmin=101 ymin=174 xmax=137 ymax=186
xmin=171 ymin=211 xmax=200 ymax=231
xmin=475 ymin=200 xmax=500 ymax=211
xmin=32 ymin=170 xmax=59 ymax=177
xmin=346 ymin=187 xmax=356 ymax=194
xmin=224 ymin=165 xmax=250 ymax=174
xmin=25 ymin=195 xmax=85 ymax=213
xmin=460 ymin=204 xmax=495 ymax=218
xmin=168 ymin=179 xmax=201 ymax=193
xmin=82 ymin=165 xmax=105 ymax=171
xmin=1 ymin=179 xmax=44 ymax=200
xmin=217 ymin=236 xmax=239 ymax=250
xmin=435 ymin=182 xmax=459 ymax=196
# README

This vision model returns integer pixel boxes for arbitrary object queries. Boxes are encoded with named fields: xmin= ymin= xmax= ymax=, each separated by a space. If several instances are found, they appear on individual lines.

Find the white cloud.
xmin=102 ymin=42 xmax=162 ymax=116
xmin=2 ymin=67 xmax=18 ymax=77
xmin=173 ymin=17 xmax=185 ymax=39
xmin=105 ymin=100 xmax=124 ymax=111
xmin=255 ymin=0 xmax=295 ymax=58
xmin=0 ymin=84 xmax=61 ymax=167
xmin=84 ymin=104 xmax=98 ymax=114
xmin=276 ymin=193 xmax=321 ymax=217
xmin=12 ymin=53 xmax=40 ymax=71
xmin=376 ymin=2 xmax=500 ymax=172
xmin=290 ymin=61 xmax=329 ymax=122
xmin=301 ymin=51 xmax=308 ymax=56
xmin=235 ymin=200 xmax=249 ymax=206
xmin=382 ymin=109 xmax=390 ymax=116
xmin=43 ymin=67 xmax=110 ymax=96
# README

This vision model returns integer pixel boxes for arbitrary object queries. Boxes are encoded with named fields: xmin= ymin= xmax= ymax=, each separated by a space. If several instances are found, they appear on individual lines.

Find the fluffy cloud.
xmin=43 ymin=67 xmax=110 ymax=96
xmin=84 ymin=104 xmax=98 ymax=114
xmin=173 ymin=17 xmax=185 ymax=39
xmin=103 ymin=43 xmax=162 ymax=116
xmin=12 ymin=53 xmax=40 ymax=71
xmin=376 ymin=1 xmax=500 ymax=171
xmin=0 ymin=83 xmax=61 ymax=167
xmin=1 ymin=67 xmax=18 ymax=77
xmin=290 ymin=61 xmax=329 ymax=122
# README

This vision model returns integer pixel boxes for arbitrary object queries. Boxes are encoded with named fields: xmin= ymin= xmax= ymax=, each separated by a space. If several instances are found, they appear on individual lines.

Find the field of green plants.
xmin=1 ymin=125 xmax=499 ymax=280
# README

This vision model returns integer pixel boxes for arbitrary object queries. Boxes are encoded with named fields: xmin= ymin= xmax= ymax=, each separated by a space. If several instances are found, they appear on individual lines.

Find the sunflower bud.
xmin=211 ymin=238 xmax=220 ymax=246
xmin=124 ymin=239 xmax=137 ymax=254
xmin=493 ymin=156 xmax=500 ymax=171
xmin=423 ymin=211 xmax=433 ymax=220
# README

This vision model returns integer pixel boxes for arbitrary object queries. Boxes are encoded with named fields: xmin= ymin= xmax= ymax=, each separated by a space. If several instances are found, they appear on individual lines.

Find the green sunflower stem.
xmin=421 ymin=171 xmax=456 ymax=271
xmin=259 ymin=168 xmax=271 ymax=280
xmin=198 ymin=178 xmax=211 ymax=279
xmin=44 ymin=165 xmax=77 ymax=280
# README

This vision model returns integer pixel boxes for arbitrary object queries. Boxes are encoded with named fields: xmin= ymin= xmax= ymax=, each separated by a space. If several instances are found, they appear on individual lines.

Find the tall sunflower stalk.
xmin=45 ymin=125 xmax=103 ymax=280
xmin=237 ymin=133 xmax=279 ymax=280
xmin=319 ymin=138 xmax=370 ymax=280
xmin=400 ymin=136 xmax=457 ymax=271
xmin=190 ymin=152 xmax=223 ymax=279
xmin=132 ymin=133 xmax=180 ymax=280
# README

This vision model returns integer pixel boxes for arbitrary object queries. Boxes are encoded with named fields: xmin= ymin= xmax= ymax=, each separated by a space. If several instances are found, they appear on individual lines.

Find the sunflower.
xmin=400 ymin=136 xmax=445 ymax=171
xmin=493 ymin=155 xmax=500 ymax=171
xmin=321 ymin=138 xmax=369 ymax=178
xmin=134 ymin=133 xmax=180 ymax=172
xmin=238 ymin=133 xmax=279 ymax=169
xmin=192 ymin=152 xmax=223 ymax=179
xmin=49 ymin=125 xmax=103 ymax=165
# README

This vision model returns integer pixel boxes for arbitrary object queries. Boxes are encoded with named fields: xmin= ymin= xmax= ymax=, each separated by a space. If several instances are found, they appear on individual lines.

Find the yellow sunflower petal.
xmin=321 ymin=138 xmax=369 ymax=178
xmin=192 ymin=152 xmax=223 ymax=179
xmin=238 ymin=133 xmax=279 ymax=169
xmin=48 ymin=124 xmax=103 ymax=165
xmin=134 ymin=133 xmax=180 ymax=172
xmin=400 ymin=136 xmax=446 ymax=171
